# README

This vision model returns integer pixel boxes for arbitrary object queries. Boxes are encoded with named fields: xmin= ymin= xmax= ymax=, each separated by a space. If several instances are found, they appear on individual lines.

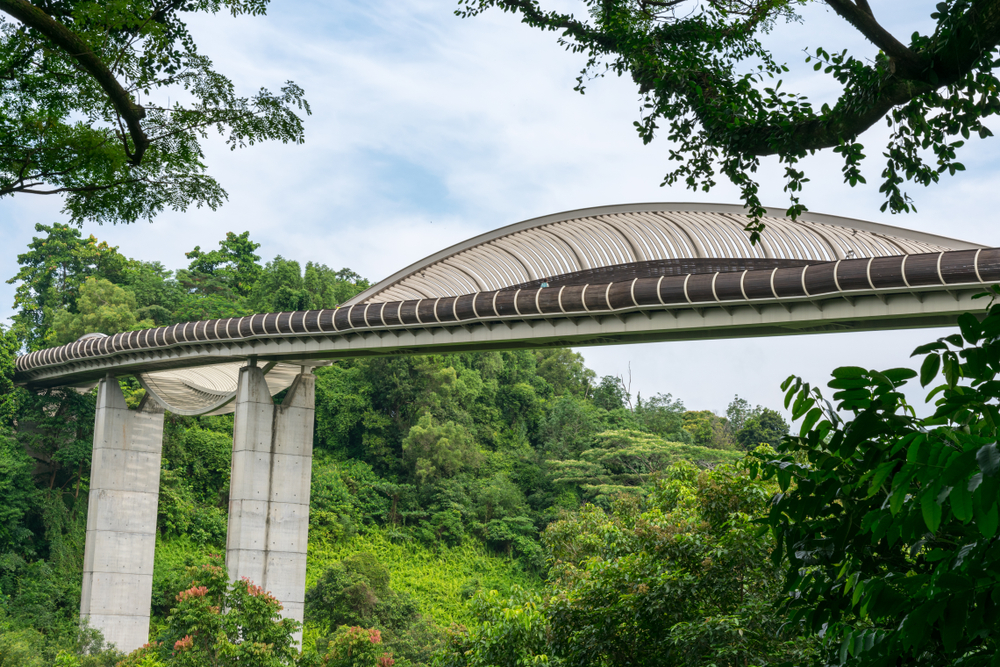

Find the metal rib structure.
xmin=136 ymin=361 xmax=302 ymax=415
xmin=13 ymin=203 xmax=990 ymax=415
xmin=344 ymin=203 xmax=975 ymax=305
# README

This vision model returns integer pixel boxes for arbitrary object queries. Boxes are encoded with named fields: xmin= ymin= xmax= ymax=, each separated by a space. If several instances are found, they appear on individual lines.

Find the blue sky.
xmin=3 ymin=0 xmax=999 ymax=416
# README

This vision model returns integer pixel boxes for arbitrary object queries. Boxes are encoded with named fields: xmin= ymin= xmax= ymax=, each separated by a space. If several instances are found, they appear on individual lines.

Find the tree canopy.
xmin=0 ymin=0 xmax=309 ymax=225
xmin=458 ymin=0 xmax=1000 ymax=236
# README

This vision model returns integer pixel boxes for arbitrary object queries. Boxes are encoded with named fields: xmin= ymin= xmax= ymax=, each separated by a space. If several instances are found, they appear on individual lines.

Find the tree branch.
xmin=0 ymin=0 xmax=149 ymax=164
xmin=854 ymin=0 xmax=873 ymax=17
xmin=824 ymin=0 xmax=924 ymax=76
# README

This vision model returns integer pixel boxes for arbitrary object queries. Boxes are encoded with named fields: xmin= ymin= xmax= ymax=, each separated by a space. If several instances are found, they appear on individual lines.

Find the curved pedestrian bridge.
xmin=14 ymin=202 xmax=991 ymax=414
xmin=13 ymin=202 xmax=991 ymax=653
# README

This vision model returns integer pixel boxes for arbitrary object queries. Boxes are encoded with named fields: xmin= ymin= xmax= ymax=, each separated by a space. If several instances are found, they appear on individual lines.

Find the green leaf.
xmin=958 ymin=312 xmax=982 ymax=344
xmin=920 ymin=353 xmax=941 ymax=387
xmin=921 ymin=492 xmax=943 ymax=533
xmin=831 ymin=366 xmax=867 ymax=379
xmin=882 ymin=368 xmax=917 ymax=384
xmin=975 ymin=502 xmax=999 ymax=538
xmin=951 ymin=481 xmax=974 ymax=522
xmin=800 ymin=407 xmax=823 ymax=436
xmin=890 ymin=488 xmax=907 ymax=515
xmin=977 ymin=444 xmax=1000 ymax=476
xmin=912 ymin=341 xmax=948 ymax=355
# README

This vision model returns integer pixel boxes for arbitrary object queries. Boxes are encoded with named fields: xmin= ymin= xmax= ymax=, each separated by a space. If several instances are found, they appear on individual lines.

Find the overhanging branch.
xmin=824 ymin=0 xmax=924 ymax=77
xmin=0 ymin=0 xmax=149 ymax=165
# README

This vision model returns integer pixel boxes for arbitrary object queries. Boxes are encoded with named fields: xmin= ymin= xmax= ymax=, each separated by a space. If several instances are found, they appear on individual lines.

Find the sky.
xmin=3 ymin=0 xmax=1000 ymax=418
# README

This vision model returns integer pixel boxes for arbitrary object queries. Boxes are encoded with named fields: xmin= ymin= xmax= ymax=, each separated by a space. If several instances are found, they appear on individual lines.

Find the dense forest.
xmin=6 ymin=223 xmax=1000 ymax=667
xmin=0 ymin=223 xmax=792 ymax=665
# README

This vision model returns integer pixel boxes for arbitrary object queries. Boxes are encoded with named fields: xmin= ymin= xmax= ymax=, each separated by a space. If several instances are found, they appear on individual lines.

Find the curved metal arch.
xmin=136 ymin=362 xmax=303 ymax=416
xmin=344 ymin=203 xmax=979 ymax=306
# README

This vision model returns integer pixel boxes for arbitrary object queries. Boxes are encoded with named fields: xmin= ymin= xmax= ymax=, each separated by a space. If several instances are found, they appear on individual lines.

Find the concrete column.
xmin=227 ymin=365 xmax=314 ymax=639
xmin=81 ymin=377 xmax=164 ymax=653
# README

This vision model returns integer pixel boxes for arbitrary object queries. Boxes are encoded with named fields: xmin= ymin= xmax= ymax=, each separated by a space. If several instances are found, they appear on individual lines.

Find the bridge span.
xmin=12 ymin=203 xmax=993 ymax=652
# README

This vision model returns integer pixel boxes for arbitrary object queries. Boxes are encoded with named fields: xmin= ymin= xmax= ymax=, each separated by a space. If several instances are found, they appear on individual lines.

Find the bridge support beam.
xmin=81 ymin=377 xmax=164 ymax=653
xmin=226 ymin=364 xmax=314 ymax=641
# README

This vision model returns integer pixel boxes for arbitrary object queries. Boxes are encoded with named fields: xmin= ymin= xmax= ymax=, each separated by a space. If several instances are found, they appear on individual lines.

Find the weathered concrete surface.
xmin=226 ymin=365 xmax=314 ymax=642
xmin=81 ymin=377 xmax=164 ymax=653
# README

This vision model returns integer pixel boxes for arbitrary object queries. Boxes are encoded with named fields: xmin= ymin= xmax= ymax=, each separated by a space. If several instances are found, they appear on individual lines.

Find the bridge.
xmin=12 ymin=203 xmax=993 ymax=652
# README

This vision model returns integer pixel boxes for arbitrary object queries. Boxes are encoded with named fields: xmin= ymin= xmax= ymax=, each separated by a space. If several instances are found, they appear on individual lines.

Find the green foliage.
xmin=538 ymin=396 xmax=604 ymax=460
xmin=0 ymin=0 xmax=309 ymax=224
xmin=0 ymin=428 xmax=39 ymax=554
xmin=0 ymin=325 xmax=16 ymax=425
xmin=549 ymin=429 xmax=743 ymax=506
xmin=726 ymin=396 xmax=789 ymax=450
xmin=14 ymin=386 xmax=95 ymax=503
xmin=50 ymin=277 xmax=154 ymax=345
xmin=590 ymin=375 xmax=627 ymax=411
xmin=178 ymin=231 xmax=262 ymax=300
xmin=734 ymin=407 xmax=787 ymax=450
xmin=459 ymin=0 xmax=1000 ymax=229
xmin=533 ymin=349 xmax=594 ymax=398
xmin=306 ymin=553 xmax=394 ymax=631
xmin=681 ymin=409 xmax=734 ymax=449
xmin=306 ymin=552 xmax=435 ymax=665
xmin=250 ymin=259 xmax=369 ymax=313
xmin=403 ymin=415 xmax=481 ymax=486
xmin=320 ymin=626 xmax=393 ymax=667
xmin=154 ymin=556 xmax=300 ymax=666
xmin=307 ymin=528 xmax=540 ymax=629
xmin=124 ymin=262 xmax=186 ymax=325
xmin=434 ymin=587 xmax=552 ymax=667
xmin=752 ymin=301 xmax=1000 ymax=666
xmin=633 ymin=392 xmax=690 ymax=442
xmin=7 ymin=223 xmax=131 ymax=349
xmin=437 ymin=462 xmax=816 ymax=667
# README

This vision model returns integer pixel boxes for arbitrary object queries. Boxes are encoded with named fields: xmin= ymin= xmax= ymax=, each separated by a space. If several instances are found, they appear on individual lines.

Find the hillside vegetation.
xmin=0 ymin=225 xmax=789 ymax=665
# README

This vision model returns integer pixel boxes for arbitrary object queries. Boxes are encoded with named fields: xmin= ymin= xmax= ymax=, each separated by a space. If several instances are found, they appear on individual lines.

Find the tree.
xmin=0 ymin=0 xmax=309 ymax=224
xmin=49 ymin=276 xmax=153 ymax=345
xmin=0 ymin=427 xmax=39 ymax=555
xmin=123 ymin=261 xmax=185 ymax=325
xmin=7 ymin=222 xmax=132 ymax=350
xmin=434 ymin=587 xmax=551 ymax=667
xmin=437 ymin=462 xmax=818 ymax=667
xmin=725 ymin=396 xmax=789 ymax=450
xmin=634 ymin=392 xmax=690 ymax=442
xmin=534 ymin=348 xmax=595 ymax=398
xmin=178 ymin=231 xmax=262 ymax=299
xmin=591 ymin=374 xmax=628 ymax=411
xmin=681 ymin=409 xmax=734 ymax=449
xmin=548 ymin=428 xmax=742 ymax=504
xmin=752 ymin=299 xmax=1000 ymax=667
xmin=0 ymin=324 xmax=17 ymax=424
xmin=458 ymin=0 xmax=1000 ymax=233
xmin=402 ymin=413 xmax=481 ymax=485
xmin=248 ymin=258 xmax=371 ymax=313
xmin=153 ymin=557 xmax=300 ymax=666
xmin=735 ymin=407 xmax=788 ymax=450
xmin=539 ymin=395 xmax=605 ymax=459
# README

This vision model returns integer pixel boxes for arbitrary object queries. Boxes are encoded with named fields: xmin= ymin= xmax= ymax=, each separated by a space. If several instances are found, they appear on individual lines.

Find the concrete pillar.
xmin=226 ymin=365 xmax=314 ymax=640
xmin=80 ymin=377 xmax=165 ymax=653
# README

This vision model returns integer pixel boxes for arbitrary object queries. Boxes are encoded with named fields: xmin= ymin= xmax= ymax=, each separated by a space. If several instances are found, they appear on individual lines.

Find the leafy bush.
xmin=150 ymin=556 xmax=299 ymax=666
xmin=754 ymin=304 xmax=1000 ymax=666
xmin=319 ymin=626 xmax=393 ymax=667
